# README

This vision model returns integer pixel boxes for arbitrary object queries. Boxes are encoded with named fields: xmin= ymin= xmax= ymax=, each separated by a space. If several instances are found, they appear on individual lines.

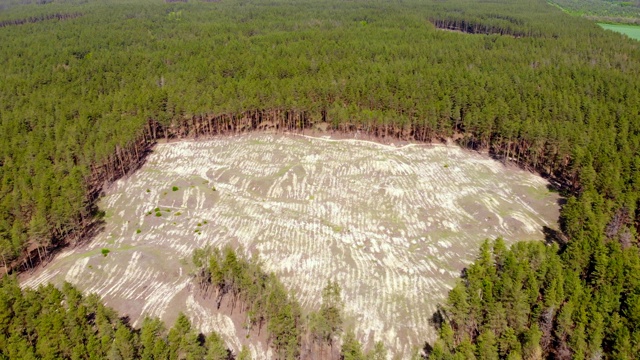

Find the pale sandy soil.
xmin=22 ymin=134 xmax=559 ymax=359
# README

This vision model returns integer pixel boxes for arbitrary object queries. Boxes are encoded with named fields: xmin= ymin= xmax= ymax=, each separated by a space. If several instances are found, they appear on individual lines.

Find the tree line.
xmin=192 ymin=245 xmax=387 ymax=360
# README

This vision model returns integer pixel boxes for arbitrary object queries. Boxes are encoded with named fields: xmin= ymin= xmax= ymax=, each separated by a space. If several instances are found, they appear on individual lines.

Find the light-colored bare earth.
xmin=23 ymin=134 xmax=559 ymax=359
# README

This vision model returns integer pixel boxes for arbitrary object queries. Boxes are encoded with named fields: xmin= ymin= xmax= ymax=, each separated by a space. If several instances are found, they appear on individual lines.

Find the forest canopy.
xmin=0 ymin=0 xmax=640 ymax=358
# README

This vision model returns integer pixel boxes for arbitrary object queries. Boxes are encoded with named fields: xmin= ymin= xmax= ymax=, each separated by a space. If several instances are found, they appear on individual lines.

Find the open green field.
xmin=598 ymin=22 xmax=640 ymax=39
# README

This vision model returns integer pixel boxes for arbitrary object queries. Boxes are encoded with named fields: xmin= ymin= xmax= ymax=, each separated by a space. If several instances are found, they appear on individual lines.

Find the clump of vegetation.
xmin=146 ymin=189 xmax=151 ymax=193
xmin=155 ymin=211 xmax=162 ymax=217
xmin=175 ymin=212 xmax=182 ymax=216
xmin=172 ymin=186 xmax=179 ymax=191
xmin=192 ymin=246 xmax=377 ymax=359
xmin=136 ymin=229 xmax=141 ymax=234
xmin=101 ymin=248 xmax=110 ymax=257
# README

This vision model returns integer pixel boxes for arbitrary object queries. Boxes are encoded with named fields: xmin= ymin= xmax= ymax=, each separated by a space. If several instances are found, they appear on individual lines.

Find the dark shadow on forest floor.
xmin=543 ymin=225 xmax=567 ymax=248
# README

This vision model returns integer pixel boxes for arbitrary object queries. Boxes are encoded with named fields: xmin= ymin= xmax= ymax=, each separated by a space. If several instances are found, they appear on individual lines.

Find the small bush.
xmin=136 ymin=229 xmax=141 ymax=234
xmin=154 ymin=207 xmax=160 ymax=212
xmin=146 ymin=189 xmax=150 ymax=193
xmin=212 ymin=186 xmax=217 ymax=191
xmin=197 ymin=223 xmax=202 ymax=227
xmin=155 ymin=211 xmax=162 ymax=217
xmin=101 ymin=248 xmax=110 ymax=257
xmin=172 ymin=186 xmax=179 ymax=191
xmin=175 ymin=212 xmax=182 ymax=216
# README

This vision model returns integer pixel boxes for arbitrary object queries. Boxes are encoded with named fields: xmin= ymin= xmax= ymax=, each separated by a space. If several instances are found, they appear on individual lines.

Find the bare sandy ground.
xmin=22 ymin=134 xmax=559 ymax=359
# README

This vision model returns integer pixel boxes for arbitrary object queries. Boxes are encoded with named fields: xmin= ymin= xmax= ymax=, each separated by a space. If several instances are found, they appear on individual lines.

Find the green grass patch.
xmin=599 ymin=23 xmax=640 ymax=40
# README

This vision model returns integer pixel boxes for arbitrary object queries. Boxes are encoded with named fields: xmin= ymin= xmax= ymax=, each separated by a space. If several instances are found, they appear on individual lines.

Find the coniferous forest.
xmin=1 ymin=0 xmax=640 ymax=358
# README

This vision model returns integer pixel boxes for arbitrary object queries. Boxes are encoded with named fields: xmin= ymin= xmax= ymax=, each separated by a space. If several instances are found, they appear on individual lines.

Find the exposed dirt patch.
xmin=22 ymin=133 xmax=560 ymax=359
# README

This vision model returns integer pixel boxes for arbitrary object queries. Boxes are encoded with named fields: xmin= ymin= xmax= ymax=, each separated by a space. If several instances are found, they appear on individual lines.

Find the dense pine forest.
xmin=0 ymin=277 xmax=235 ymax=359
xmin=1 ymin=0 xmax=640 ymax=358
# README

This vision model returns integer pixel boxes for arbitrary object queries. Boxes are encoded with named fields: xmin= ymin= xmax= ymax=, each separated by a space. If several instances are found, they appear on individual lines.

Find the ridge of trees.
xmin=192 ymin=245 xmax=387 ymax=359
xmin=0 ymin=12 xmax=81 ymax=28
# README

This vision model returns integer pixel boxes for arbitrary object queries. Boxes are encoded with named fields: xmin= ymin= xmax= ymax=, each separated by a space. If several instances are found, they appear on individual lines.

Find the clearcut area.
xmin=22 ymin=134 xmax=560 ymax=359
